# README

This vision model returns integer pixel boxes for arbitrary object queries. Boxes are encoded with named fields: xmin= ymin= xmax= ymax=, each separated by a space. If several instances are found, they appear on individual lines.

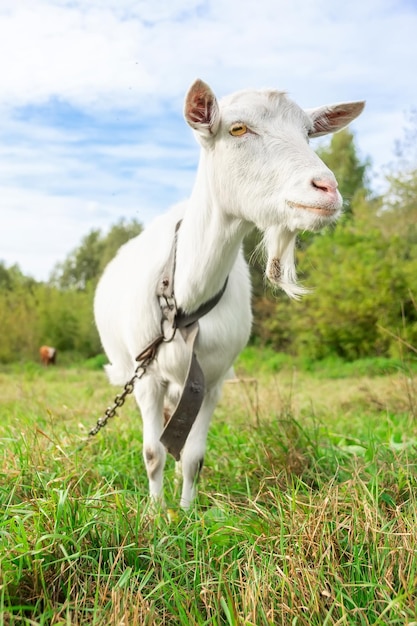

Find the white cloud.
xmin=0 ymin=185 xmax=158 ymax=280
xmin=1 ymin=0 xmax=415 ymax=110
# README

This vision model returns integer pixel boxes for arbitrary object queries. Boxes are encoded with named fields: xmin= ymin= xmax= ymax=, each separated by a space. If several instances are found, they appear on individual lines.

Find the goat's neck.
xmin=173 ymin=159 xmax=250 ymax=314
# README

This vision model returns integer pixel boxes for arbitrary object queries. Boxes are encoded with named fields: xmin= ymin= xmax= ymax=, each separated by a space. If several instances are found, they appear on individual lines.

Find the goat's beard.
xmin=262 ymin=225 xmax=309 ymax=299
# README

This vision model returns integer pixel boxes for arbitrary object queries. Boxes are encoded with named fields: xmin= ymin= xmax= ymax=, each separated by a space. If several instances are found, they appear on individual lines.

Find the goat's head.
xmin=184 ymin=79 xmax=365 ymax=297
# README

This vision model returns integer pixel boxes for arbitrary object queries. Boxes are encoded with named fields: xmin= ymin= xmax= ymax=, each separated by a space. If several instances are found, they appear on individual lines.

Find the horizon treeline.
xmin=1 ymin=125 xmax=416 ymax=364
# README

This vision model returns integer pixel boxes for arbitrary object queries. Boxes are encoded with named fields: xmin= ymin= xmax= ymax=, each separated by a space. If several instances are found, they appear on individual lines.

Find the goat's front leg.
xmin=134 ymin=377 xmax=167 ymax=503
xmin=179 ymin=385 xmax=222 ymax=509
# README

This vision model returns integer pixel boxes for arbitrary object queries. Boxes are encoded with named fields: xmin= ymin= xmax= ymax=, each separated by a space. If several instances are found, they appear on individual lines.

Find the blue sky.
xmin=0 ymin=0 xmax=416 ymax=280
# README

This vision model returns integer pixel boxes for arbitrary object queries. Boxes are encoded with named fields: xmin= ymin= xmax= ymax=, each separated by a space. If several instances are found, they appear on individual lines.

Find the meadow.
xmin=1 ymin=349 xmax=417 ymax=625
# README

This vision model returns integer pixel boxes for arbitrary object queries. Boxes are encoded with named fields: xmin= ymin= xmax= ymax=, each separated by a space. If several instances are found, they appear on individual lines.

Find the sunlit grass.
xmin=1 ymin=354 xmax=417 ymax=624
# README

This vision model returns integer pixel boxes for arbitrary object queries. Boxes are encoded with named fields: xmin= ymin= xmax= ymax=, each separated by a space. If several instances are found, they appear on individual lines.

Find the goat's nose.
xmin=311 ymin=177 xmax=338 ymax=195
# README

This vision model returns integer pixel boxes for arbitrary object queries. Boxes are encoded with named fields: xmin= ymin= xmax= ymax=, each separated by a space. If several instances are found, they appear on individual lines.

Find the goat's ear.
xmin=306 ymin=101 xmax=365 ymax=138
xmin=184 ymin=79 xmax=220 ymax=143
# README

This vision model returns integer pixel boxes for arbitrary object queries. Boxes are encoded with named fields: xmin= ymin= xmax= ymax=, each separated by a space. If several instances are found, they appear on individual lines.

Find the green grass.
xmin=1 ymin=354 xmax=417 ymax=624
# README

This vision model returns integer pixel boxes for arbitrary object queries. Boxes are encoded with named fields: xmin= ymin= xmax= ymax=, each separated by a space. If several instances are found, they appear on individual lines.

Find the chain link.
xmin=88 ymin=368 xmax=142 ymax=437
xmin=87 ymin=335 xmax=165 ymax=438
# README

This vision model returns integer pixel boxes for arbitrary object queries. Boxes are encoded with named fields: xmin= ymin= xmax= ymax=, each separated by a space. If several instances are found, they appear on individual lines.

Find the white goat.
xmin=94 ymin=79 xmax=364 ymax=508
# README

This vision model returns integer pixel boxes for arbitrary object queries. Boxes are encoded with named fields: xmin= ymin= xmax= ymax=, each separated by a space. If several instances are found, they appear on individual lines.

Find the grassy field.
xmin=1 ymin=351 xmax=417 ymax=625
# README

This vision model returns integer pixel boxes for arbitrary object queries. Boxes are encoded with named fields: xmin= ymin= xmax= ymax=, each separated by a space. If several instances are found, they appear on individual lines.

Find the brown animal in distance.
xmin=39 ymin=345 xmax=57 ymax=366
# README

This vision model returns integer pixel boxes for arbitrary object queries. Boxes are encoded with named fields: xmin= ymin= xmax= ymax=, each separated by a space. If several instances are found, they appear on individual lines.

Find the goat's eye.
xmin=229 ymin=123 xmax=247 ymax=136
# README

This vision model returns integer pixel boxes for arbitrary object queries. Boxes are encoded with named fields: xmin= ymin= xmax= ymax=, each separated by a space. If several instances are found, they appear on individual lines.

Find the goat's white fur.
xmin=94 ymin=80 xmax=364 ymax=508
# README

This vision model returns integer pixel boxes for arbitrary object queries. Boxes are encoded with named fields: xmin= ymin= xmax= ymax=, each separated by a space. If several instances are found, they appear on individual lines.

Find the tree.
xmin=51 ymin=218 xmax=142 ymax=290
xmin=378 ymin=110 xmax=417 ymax=241
xmin=382 ymin=169 xmax=417 ymax=237
xmin=0 ymin=261 xmax=36 ymax=290
xmin=291 ymin=227 xmax=412 ymax=359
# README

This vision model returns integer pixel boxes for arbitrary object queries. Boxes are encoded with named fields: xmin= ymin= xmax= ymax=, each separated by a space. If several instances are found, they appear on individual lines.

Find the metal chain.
xmin=87 ymin=371 xmax=140 ymax=437
xmin=87 ymin=335 xmax=165 ymax=438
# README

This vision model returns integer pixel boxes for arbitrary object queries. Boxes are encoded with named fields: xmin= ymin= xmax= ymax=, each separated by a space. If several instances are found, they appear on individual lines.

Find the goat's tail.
xmin=104 ymin=362 xmax=135 ymax=386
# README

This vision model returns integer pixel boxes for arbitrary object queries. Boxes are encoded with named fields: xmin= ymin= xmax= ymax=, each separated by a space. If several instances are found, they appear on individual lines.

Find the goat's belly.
xmin=197 ymin=294 xmax=252 ymax=387
xmin=197 ymin=327 xmax=250 ymax=387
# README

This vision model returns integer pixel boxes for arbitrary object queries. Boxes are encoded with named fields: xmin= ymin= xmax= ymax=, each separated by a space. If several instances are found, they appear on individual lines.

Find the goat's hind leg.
xmin=134 ymin=377 xmax=167 ymax=504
